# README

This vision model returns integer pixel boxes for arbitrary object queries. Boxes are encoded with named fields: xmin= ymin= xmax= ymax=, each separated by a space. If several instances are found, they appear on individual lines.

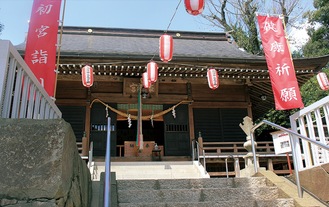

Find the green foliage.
xmin=300 ymin=68 xmax=329 ymax=105
xmin=255 ymin=108 xmax=297 ymax=136
xmin=303 ymin=0 xmax=329 ymax=58
xmin=0 ymin=8 xmax=3 ymax=34
xmin=231 ymin=26 xmax=262 ymax=55
xmin=0 ymin=22 xmax=3 ymax=35
xmin=303 ymin=27 xmax=329 ymax=57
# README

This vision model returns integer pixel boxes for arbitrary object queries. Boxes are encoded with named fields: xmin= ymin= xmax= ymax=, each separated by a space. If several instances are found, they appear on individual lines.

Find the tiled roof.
xmin=62 ymin=31 xmax=256 ymax=59
xmin=17 ymin=26 xmax=262 ymax=61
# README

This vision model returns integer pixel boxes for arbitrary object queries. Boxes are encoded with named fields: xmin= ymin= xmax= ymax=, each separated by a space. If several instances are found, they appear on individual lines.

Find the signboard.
xmin=271 ymin=131 xmax=292 ymax=154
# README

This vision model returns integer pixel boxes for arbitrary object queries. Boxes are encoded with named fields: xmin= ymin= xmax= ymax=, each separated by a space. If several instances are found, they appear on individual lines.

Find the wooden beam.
xmin=91 ymin=93 xmax=189 ymax=104
xmin=191 ymin=101 xmax=249 ymax=108
xmin=57 ymin=74 xmax=123 ymax=82
xmin=55 ymin=99 xmax=87 ymax=106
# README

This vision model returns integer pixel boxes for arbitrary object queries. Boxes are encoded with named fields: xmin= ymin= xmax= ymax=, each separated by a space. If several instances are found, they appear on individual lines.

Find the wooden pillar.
xmin=197 ymin=132 xmax=203 ymax=156
xmin=84 ymin=100 xmax=91 ymax=151
xmin=188 ymin=103 xmax=195 ymax=142
xmin=82 ymin=135 xmax=88 ymax=156
xmin=245 ymin=86 xmax=253 ymax=119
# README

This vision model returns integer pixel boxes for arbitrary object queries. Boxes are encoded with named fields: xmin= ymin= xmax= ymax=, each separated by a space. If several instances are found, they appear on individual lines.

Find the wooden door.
xmin=90 ymin=103 xmax=117 ymax=156
xmin=163 ymin=104 xmax=190 ymax=156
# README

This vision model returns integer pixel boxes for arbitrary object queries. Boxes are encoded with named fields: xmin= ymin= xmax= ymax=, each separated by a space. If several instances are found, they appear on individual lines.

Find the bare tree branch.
xmin=201 ymin=0 xmax=307 ymax=54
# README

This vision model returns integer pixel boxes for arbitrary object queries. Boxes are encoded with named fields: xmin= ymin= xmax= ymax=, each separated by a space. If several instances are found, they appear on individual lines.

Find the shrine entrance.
xmin=116 ymin=120 xmax=164 ymax=157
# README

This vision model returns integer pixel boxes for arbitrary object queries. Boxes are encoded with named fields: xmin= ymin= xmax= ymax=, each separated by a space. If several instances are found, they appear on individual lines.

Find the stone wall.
xmin=298 ymin=163 xmax=329 ymax=203
xmin=0 ymin=118 xmax=91 ymax=207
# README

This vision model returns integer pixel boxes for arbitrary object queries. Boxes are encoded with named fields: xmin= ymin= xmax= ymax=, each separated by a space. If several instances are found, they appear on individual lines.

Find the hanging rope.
xmin=165 ymin=0 xmax=183 ymax=32
xmin=90 ymin=98 xmax=192 ymax=120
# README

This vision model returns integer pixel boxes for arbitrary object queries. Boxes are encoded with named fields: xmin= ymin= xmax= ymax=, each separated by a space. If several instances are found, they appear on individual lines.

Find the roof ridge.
xmin=60 ymin=26 xmax=229 ymax=41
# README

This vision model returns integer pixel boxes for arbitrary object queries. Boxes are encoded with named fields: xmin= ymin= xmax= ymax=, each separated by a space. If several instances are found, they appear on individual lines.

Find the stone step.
xmin=118 ymin=198 xmax=295 ymax=207
xmin=115 ymin=177 xmax=296 ymax=207
xmin=117 ymin=187 xmax=281 ymax=203
xmin=117 ymin=177 xmax=269 ymax=190
xmin=76 ymin=142 xmax=83 ymax=151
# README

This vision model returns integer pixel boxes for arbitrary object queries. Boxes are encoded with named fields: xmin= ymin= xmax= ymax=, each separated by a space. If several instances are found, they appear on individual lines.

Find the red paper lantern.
xmin=184 ymin=0 xmax=205 ymax=16
xmin=81 ymin=65 xmax=94 ymax=88
xmin=147 ymin=61 xmax=158 ymax=83
xmin=317 ymin=72 xmax=329 ymax=91
xmin=159 ymin=34 xmax=173 ymax=63
xmin=142 ymin=72 xmax=151 ymax=89
xmin=207 ymin=68 xmax=219 ymax=90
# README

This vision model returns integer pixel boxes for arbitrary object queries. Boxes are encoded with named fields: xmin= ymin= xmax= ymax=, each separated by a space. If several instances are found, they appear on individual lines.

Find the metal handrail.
xmin=88 ymin=141 xmax=94 ymax=169
xmin=250 ymin=119 xmax=329 ymax=198
xmin=193 ymin=140 xmax=207 ymax=175
xmin=225 ymin=155 xmax=240 ymax=178
xmin=193 ymin=140 xmax=243 ymax=177
xmin=104 ymin=117 xmax=112 ymax=207
xmin=225 ymin=155 xmax=233 ymax=178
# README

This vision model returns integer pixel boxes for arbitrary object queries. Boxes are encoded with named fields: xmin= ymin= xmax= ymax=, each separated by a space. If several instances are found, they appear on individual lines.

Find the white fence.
xmin=0 ymin=40 xmax=61 ymax=119
xmin=290 ymin=95 xmax=329 ymax=171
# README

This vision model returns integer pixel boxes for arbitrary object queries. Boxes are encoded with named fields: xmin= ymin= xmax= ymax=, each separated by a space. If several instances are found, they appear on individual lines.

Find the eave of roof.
xmin=14 ymin=26 xmax=329 ymax=120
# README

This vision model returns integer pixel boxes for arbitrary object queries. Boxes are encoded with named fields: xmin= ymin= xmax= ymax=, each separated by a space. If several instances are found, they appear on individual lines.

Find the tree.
xmin=302 ymin=0 xmax=329 ymax=57
xmin=300 ymin=0 xmax=329 ymax=107
xmin=0 ymin=22 xmax=3 ymax=35
xmin=0 ymin=8 xmax=3 ymax=35
xmin=202 ymin=0 xmax=309 ymax=55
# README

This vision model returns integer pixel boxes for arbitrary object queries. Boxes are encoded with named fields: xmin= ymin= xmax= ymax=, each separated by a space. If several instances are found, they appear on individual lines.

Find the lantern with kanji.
xmin=147 ymin=61 xmax=158 ymax=83
xmin=81 ymin=65 xmax=94 ymax=87
xmin=317 ymin=72 xmax=329 ymax=91
xmin=207 ymin=68 xmax=219 ymax=90
xmin=159 ymin=34 xmax=173 ymax=63
xmin=184 ymin=0 xmax=205 ymax=16
xmin=142 ymin=72 xmax=151 ymax=89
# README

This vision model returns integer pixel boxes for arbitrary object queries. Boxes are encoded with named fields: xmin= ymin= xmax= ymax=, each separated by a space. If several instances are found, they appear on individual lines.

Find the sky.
xmin=0 ymin=0 xmax=313 ymax=51
xmin=0 ymin=0 xmax=215 ymax=45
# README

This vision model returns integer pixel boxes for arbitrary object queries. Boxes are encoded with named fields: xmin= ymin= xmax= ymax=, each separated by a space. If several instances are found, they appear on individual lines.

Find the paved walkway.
xmin=91 ymin=161 xmax=209 ymax=180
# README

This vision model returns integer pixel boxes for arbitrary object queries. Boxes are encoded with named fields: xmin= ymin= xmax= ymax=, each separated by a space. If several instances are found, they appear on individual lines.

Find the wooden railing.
xmin=193 ymin=140 xmax=292 ymax=177
xmin=200 ymin=141 xmax=276 ymax=157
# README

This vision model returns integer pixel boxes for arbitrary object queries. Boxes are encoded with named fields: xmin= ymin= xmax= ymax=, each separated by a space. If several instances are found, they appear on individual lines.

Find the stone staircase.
xmin=76 ymin=140 xmax=89 ymax=160
xmin=91 ymin=162 xmax=326 ymax=207
xmin=116 ymin=177 xmax=295 ymax=207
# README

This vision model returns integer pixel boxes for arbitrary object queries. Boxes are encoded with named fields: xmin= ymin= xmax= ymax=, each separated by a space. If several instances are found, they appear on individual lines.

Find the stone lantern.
xmin=239 ymin=116 xmax=262 ymax=176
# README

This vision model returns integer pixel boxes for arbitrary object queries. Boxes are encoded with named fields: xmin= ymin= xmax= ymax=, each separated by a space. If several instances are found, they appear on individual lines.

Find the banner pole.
xmin=54 ymin=0 xmax=66 ymax=99
xmin=286 ymin=152 xmax=293 ymax=175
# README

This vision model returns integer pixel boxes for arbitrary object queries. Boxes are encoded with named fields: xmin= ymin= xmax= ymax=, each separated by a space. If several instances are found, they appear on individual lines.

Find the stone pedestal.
xmin=239 ymin=116 xmax=261 ymax=177
xmin=244 ymin=152 xmax=260 ymax=168
xmin=240 ymin=153 xmax=265 ymax=177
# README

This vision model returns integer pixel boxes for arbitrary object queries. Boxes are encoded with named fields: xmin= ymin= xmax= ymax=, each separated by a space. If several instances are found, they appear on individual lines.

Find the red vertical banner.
xmin=24 ymin=0 xmax=62 ymax=97
xmin=257 ymin=15 xmax=304 ymax=110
